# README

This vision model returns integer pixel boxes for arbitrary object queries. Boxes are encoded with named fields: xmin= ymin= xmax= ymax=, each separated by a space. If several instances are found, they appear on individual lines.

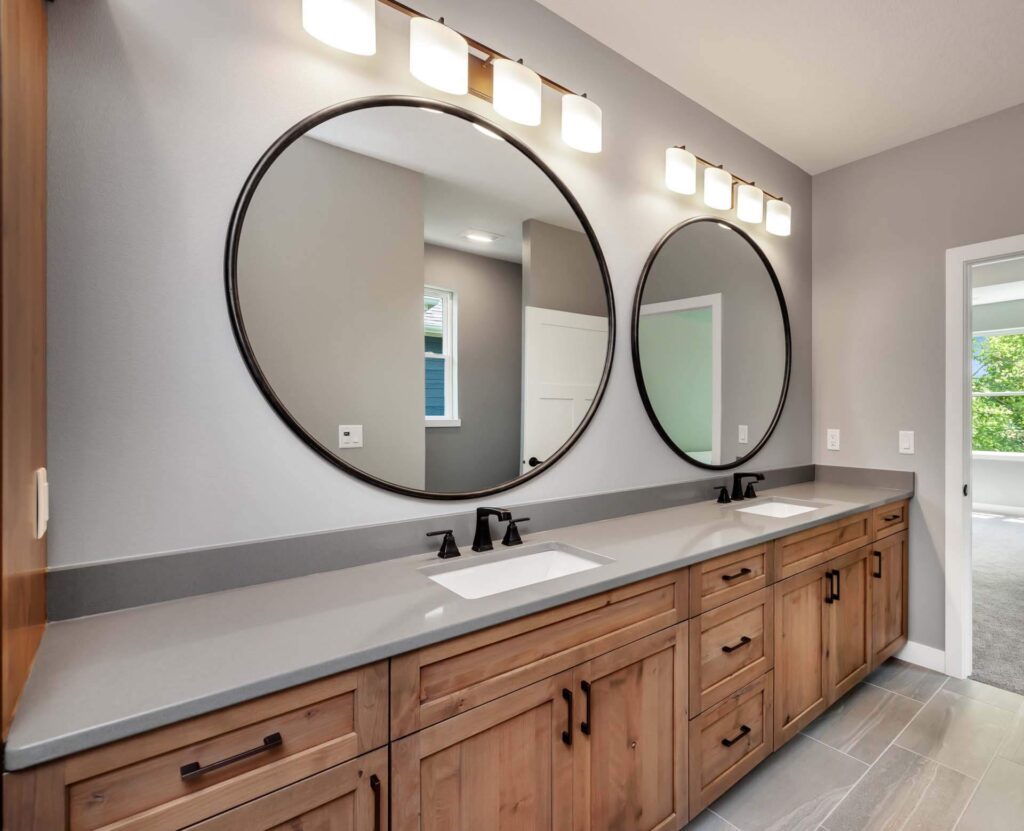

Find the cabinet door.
xmin=571 ymin=624 xmax=688 ymax=831
xmin=773 ymin=564 xmax=830 ymax=749
xmin=186 ymin=747 xmax=387 ymax=831
xmin=826 ymin=546 xmax=873 ymax=702
xmin=392 ymin=672 xmax=574 ymax=831
xmin=871 ymin=530 xmax=908 ymax=667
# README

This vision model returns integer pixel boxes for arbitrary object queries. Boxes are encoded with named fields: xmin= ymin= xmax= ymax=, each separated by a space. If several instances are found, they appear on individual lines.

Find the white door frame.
xmin=944 ymin=233 xmax=1024 ymax=679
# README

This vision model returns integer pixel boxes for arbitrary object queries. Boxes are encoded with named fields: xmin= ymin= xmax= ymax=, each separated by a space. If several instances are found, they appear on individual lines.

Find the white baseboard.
xmin=972 ymin=502 xmax=1024 ymax=518
xmin=897 ymin=641 xmax=947 ymax=674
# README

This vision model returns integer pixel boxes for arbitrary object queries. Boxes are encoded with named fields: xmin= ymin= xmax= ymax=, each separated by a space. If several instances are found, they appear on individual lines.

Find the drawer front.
xmin=873 ymin=500 xmax=908 ymax=539
xmin=774 ymin=511 xmax=872 ymax=580
xmin=67 ymin=663 xmax=388 ymax=831
xmin=688 ymin=672 xmax=773 ymax=819
xmin=391 ymin=568 xmax=689 ymax=737
xmin=690 ymin=589 xmax=774 ymax=714
xmin=689 ymin=545 xmax=769 ymax=615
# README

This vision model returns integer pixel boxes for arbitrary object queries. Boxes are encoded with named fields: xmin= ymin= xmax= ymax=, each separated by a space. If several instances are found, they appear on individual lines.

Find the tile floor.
xmin=689 ymin=658 xmax=1024 ymax=831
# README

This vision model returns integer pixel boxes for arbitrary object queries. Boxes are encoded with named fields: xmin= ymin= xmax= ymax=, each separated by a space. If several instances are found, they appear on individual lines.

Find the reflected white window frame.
xmin=424 ymin=285 xmax=461 ymax=427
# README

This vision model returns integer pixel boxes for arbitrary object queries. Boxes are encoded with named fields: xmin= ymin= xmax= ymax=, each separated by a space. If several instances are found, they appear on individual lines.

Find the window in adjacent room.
xmin=424 ymin=286 xmax=459 ymax=426
xmin=972 ymin=330 xmax=1024 ymax=453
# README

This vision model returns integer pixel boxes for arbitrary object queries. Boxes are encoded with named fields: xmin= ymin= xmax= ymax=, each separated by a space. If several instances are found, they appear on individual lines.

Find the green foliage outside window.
xmin=972 ymin=333 xmax=1024 ymax=453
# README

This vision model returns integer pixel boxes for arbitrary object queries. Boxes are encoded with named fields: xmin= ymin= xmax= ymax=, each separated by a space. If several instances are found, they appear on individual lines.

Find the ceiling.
xmin=536 ymin=0 xmax=1024 ymax=174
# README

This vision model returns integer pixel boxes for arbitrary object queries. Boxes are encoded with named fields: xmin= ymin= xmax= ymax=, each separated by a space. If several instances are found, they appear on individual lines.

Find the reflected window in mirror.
xmin=424 ymin=286 xmax=458 ymax=426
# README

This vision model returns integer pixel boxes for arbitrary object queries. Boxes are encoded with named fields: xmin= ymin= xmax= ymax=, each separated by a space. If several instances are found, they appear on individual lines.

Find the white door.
xmin=521 ymin=306 xmax=608 ymax=473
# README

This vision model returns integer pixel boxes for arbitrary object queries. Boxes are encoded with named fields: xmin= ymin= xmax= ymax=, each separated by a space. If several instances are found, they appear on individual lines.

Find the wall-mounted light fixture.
xmin=665 ymin=144 xmax=790 ymax=235
xmin=302 ymin=0 xmax=602 ymax=153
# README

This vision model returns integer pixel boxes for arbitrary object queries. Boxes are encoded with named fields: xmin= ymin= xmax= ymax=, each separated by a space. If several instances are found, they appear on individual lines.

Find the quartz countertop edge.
xmin=4 ymin=480 xmax=912 ymax=770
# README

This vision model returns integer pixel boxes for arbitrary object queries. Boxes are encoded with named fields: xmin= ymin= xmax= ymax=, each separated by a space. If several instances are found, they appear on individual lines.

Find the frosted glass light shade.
xmin=736 ymin=184 xmax=765 ymax=223
xmin=302 ymin=0 xmax=376 ymax=56
xmin=409 ymin=18 xmax=468 ymax=95
xmin=703 ymin=167 xmax=733 ymax=210
xmin=765 ymin=199 xmax=792 ymax=236
xmin=492 ymin=59 xmax=542 ymax=126
xmin=665 ymin=147 xmax=697 ymax=195
xmin=561 ymin=94 xmax=602 ymax=153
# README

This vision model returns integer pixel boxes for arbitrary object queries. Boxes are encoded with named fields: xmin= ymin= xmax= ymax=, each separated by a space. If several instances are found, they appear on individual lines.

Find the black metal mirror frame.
xmin=225 ymin=95 xmax=615 ymax=500
xmin=630 ymin=216 xmax=792 ymax=471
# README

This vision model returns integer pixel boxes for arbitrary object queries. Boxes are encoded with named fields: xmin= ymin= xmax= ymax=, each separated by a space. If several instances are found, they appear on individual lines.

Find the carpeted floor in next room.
xmin=972 ymin=512 xmax=1024 ymax=696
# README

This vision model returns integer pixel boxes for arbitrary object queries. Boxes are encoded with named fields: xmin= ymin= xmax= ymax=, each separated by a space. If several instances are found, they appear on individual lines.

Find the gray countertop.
xmin=4 ymin=480 xmax=910 ymax=770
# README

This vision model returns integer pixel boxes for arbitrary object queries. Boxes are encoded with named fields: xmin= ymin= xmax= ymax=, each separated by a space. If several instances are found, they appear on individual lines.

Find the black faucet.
xmin=502 ymin=517 xmax=530 ymax=546
xmin=713 ymin=486 xmax=731 ymax=504
xmin=472 ymin=506 xmax=512 ymax=552
xmin=731 ymin=472 xmax=765 ymax=501
xmin=426 ymin=529 xmax=461 ymax=559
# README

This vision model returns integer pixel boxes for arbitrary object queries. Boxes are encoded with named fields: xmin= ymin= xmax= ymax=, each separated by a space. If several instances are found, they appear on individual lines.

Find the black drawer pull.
xmin=180 ymin=732 xmax=282 ymax=779
xmin=873 ymin=550 xmax=883 ymax=579
xmin=721 ymin=567 xmax=752 ymax=582
xmin=562 ymin=688 xmax=573 ymax=745
xmin=370 ymin=773 xmax=382 ymax=831
xmin=831 ymin=569 xmax=841 ymax=601
xmin=580 ymin=680 xmax=592 ymax=735
xmin=882 ymin=513 xmax=901 ymax=522
xmin=721 ymin=636 xmax=752 ymax=654
xmin=721 ymin=724 xmax=751 ymax=747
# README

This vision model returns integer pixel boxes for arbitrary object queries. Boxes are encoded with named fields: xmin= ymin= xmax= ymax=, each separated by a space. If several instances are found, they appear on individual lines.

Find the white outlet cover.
xmin=738 ymin=424 xmax=749 ymax=444
xmin=826 ymin=428 xmax=840 ymax=451
xmin=339 ymin=425 xmax=363 ymax=448
xmin=899 ymin=430 xmax=915 ymax=454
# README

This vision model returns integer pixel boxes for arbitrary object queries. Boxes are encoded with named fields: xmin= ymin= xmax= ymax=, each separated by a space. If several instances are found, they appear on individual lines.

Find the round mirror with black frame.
xmin=631 ymin=217 xmax=791 ymax=470
xmin=226 ymin=96 xmax=614 ymax=499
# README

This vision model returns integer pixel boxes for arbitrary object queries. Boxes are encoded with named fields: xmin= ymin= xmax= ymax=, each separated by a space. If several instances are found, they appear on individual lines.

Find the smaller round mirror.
xmin=631 ymin=217 xmax=791 ymax=469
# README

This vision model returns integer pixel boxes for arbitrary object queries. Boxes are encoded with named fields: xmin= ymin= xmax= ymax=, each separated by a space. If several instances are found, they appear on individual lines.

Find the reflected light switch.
xmin=339 ymin=425 xmax=363 ymax=448
xmin=738 ymin=425 xmax=749 ymax=444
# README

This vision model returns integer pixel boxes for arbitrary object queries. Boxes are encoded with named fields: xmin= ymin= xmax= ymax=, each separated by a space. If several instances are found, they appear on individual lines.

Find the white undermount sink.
xmin=424 ymin=543 xmax=611 ymax=599
xmin=734 ymin=499 xmax=820 ymax=518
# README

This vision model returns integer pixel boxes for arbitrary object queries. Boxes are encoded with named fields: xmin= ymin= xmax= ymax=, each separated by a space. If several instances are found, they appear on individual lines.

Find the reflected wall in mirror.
xmin=632 ymin=217 xmax=790 ymax=469
xmin=227 ymin=97 xmax=613 ymax=498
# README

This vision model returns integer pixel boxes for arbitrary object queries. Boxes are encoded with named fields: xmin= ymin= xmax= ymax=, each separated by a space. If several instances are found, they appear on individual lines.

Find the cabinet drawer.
xmin=690 ymin=589 xmax=774 ymax=714
xmin=689 ymin=544 xmax=769 ymax=615
xmin=873 ymin=500 xmax=908 ymax=539
xmin=773 ymin=511 xmax=872 ymax=580
xmin=391 ymin=568 xmax=689 ymax=737
xmin=66 ymin=663 xmax=388 ymax=831
xmin=688 ymin=672 xmax=773 ymax=819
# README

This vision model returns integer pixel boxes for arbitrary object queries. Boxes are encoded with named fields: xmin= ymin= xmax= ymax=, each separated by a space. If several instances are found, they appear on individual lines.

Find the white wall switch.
xmin=338 ymin=425 xmax=363 ymax=449
xmin=826 ymin=428 xmax=841 ymax=451
xmin=34 ymin=467 xmax=49 ymax=540
xmin=899 ymin=430 xmax=915 ymax=454
xmin=738 ymin=424 xmax=749 ymax=444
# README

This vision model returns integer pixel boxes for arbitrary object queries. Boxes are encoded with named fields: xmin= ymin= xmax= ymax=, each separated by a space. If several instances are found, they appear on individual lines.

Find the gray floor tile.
xmin=805 ymin=682 xmax=922 ymax=764
xmin=996 ymin=706 xmax=1024 ymax=766
xmin=943 ymin=676 xmax=1024 ymax=713
xmin=866 ymin=657 xmax=947 ymax=702
xmin=957 ymin=757 xmax=1024 ymax=831
xmin=684 ymin=810 xmax=738 ymax=830
xmin=822 ymin=745 xmax=976 ymax=831
xmin=710 ymin=734 xmax=866 ymax=831
xmin=895 ymin=689 xmax=1012 ymax=778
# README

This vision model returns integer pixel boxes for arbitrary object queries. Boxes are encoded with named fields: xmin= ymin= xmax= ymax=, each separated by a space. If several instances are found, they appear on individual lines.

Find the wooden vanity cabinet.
xmin=825 ymin=546 xmax=873 ymax=701
xmin=871 ymin=530 xmax=909 ymax=667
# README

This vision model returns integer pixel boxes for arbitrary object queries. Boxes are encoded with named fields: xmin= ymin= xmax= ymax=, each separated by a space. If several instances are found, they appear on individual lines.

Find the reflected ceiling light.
xmin=703 ymin=166 xmax=733 ymax=210
xmin=302 ymin=0 xmax=376 ymax=56
xmin=561 ymin=94 xmax=602 ymax=153
xmin=409 ymin=17 xmax=468 ymax=95
xmin=492 ymin=58 xmax=542 ymax=126
xmin=736 ymin=183 xmax=765 ymax=224
xmin=473 ymin=124 xmax=504 ymax=140
xmin=461 ymin=229 xmax=501 ymax=244
xmin=665 ymin=147 xmax=697 ymax=195
xmin=765 ymin=199 xmax=792 ymax=236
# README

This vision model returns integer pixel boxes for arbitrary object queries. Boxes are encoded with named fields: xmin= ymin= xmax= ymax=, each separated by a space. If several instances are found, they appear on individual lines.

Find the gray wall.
xmin=522 ymin=219 xmax=607 ymax=317
xmin=46 ymin=0 xmax=811 ymax=567
xmin=812 ymin=103 xmax=1024 ymax=650
xmin=424 ymin=244 xmax=522 ymax=492
xmin=239 ymin=137 xmax=425 ymax=489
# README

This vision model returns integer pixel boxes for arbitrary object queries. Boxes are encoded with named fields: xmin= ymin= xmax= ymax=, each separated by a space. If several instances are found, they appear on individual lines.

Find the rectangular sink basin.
xmin=734 ymin=499 xmax=820 ymax=518
xmin=423 ymin=543 xmax=611 ymax=600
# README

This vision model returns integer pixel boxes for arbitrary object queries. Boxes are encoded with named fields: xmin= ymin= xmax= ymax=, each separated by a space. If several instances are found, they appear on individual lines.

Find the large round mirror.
xmin=227 ymin=97 xmax=614 ymax=499
xmin=631 ymin=217 xmax=790 ymax=469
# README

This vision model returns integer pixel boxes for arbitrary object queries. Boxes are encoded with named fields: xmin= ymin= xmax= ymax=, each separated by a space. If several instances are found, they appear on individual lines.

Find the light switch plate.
xmin=826 ymin=428 xmax=841 ymax=451
xmin=899 ymin=430 xmax=915 ymax=454
xmin=738 ymin=424 xmax=749 ymax=444
xmin=339 ymin=425 xmax=363 ymax=448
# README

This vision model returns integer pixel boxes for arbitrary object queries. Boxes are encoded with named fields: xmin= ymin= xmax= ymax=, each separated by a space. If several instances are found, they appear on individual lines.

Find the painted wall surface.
xmin=972 ymin=456 xmax=1024 ymax=512
xmin=238 ymin=137 xmax=426 ymax=489
xmin=522 ymin=219 xmax=607 ymax=317
xmin=423 ymin=244 xmax=522 ymax=492
xmin=47 ymin=0 xmax=811 ymax=567
xmin=812 ymin=103 xmax=1024 ymax=650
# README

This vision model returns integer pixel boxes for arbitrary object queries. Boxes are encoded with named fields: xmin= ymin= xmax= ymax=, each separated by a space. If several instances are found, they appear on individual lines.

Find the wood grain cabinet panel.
xmin=825 ymin=546 xmax=873 ymax=703
xmin=871 ymin=530 xmax=909 ymax=668
xmin=687 ymin=545 xmax=768 ymax=615
xmin=873 ymin=500 xmax=908 ymax=540
xmin=773 ymin=512 xmax=872 ymax=581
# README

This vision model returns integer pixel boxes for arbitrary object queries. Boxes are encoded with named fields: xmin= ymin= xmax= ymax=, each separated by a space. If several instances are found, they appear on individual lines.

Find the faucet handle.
xmin=744 ymin=481 xmax=759 ymax=499
xmin=714 ymin=486 xmax=731 ymax=504
xmin=427 ymin=529 xmax=461 ymax=559
xmin=502 ymin=517 xmax=530 ymax=546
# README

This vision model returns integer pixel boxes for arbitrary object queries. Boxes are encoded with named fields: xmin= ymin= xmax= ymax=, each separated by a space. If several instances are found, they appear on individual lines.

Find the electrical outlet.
xmin=738 ymin=424 xmax=749 ymax=444
xmin=339 ymin=425 xmax=363 ymax=448
xmin=899 ymin=430 xmax=915 ymax=454
xmin=826 ymin=428 xmax=840 ymax=451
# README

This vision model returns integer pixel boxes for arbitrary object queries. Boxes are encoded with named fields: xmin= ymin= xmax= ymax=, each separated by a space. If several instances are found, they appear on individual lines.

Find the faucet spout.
xmin=472 ymin=507 xmax=512 ymax=552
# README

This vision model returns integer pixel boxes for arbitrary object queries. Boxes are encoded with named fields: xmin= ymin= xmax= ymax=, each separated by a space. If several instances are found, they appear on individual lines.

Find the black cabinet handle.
xmin=721 ymin=635 xmax=752 ymax=654
xmin=370 ymin=773 xmax=382 ymax=831
xmin=180 ymin=732 xmax=282 ymax=779
xmin=832 ymin=569 xmax=841 ymax=601
xmin=873 ymin=550 xmax=883 ymax=579
xmin=562 ymin=688 xmax=573 ymax=745
xmin=883 ymin=513 xmax=901 ymax=522
xmin=580 ymin=680 xmax=592 ymax=735
xmin=721 ymin=567 xmax=752 ymax=582
xmin=721 ymin=724 xmax=751 ymax=747
xmin=825 ymin=572 xmax=834 ymax=604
